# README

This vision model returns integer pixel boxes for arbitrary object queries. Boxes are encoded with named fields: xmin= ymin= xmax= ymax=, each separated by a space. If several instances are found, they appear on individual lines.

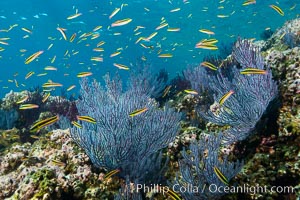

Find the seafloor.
xmin=0 ymin=18 xmax=299 ymax=200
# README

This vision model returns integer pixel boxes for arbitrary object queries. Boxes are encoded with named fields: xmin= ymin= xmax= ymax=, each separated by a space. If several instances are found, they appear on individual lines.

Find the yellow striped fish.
xmin=57 ymin=27 xmax=67 ymax=40
xmin=113 ymin=63 xmax=130 ymax=70
xmin=91 ymin=57 xmax=103 ymax=62
xmin=44 ymin=66 xmax=57 ymax=71
xmin=71 ymin=121 xmax=82 ymax=128
xmin=77 ymin=72 xmax=93 ymax=78
xmin=184 ymin=89 xmax=198 ymax=95
xmin=195 ymin=44 xmax=218 ymax=50
xmin=16 ymin=95 xmax=29 ymax=104
xmin=162 ymin=85 xmax=172 ymax=98
xmin=21 ymin=27 xmax=32 ymax=34
xmin=158 ymin=53 xmax=173 ymax=58
xmin=69 ymin=33 xmax=76 ymax=42
xmin=42 ymin=92 xmax=50 ymax=103
xmin=51 ymin=159 xmax=66 ymax=167
xmin=155 ymin=23 xmax=168 ymax=30
xmin=19 ymin=104 xmax=39 ymax=110
xmin=165 ymin=188 xmax=182 ymax=200
xmin=240 ymin=68 xmax=267 ymax=75
xmin=104 ymin=169 xmax=120 ymax=180
xmin=242 ymin=0 xmax=256 ymax=6
xmin=76 ymin=115 xmax=97 ymax=124
xmin=170 ymin=8 xmax=181 ymax=12
xmin=30 ymin=115 xmax=59 ymax=132
xmin=93 ymin=48 xmax=104 ymax=52
xmin=196 ymin=38 xmax=218 ymax=46
xmin=51 ymin=55 xmax=56 ymax=63
xmin=129 ymin=108 xmax=148 ymax=117
xmin=110 ymin=51 xmax=121 ymax=57
xmin=93 ymin=26 xmax=102 ymax=32
xmin=42 ymin=82 xmax=63 ymax=88
xmin=111 ymin=18 xmax=132 ymax=27
xmin=97 ymin=41 xmax=105 ymax=47
xmin=201 ymin=61 xmax=218 ymax=71
xmin=25 ymin=51 xmax=44 ymax=64
xmin=199 ymin=29 xmax=215 ymax=35
xmin=37 ymin=73 xmax=47 ymax=77
xmin=109 ymin=8 xmax=120 ymax=19
xmin=269 ymin=4 xmax=284 ymax=16
xmin=213 ymin=166 xmax=229 ymax=185
xmin=219 ymin=90 xmax=234 ymax=106
xmin=167 ymin=28 xmax=180 ymax=32
xmin=67 ymin=13 xmax=82 ymax=20
xmin=67 ymin=85 xmax=76 ymax=91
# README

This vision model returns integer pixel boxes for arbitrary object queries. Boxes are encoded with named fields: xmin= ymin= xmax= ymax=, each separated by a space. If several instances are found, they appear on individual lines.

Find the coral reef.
xmin=223 ymin=18 xmax=300 ymax=200
xmin=0 ymin=17 xmax=300 ymax=200
xmin=264 ymin=18 xmax=300 ymax=139
xmin=0 ymin=128 xmax=21 ymax=152
xmin=230 ymin=134 xmax=300 ymax=200
xmin=263 ymin=18 xmax=300 ymax=51
xmin=0 ymin=89 xmax=78 ymax=131
xmin=0 ymin=129 xmax=119 ymax=199
xmin=0 ymin=90 xmax=24 ymax=130
xmin=165 ymin=18 xmax=300 ymax=200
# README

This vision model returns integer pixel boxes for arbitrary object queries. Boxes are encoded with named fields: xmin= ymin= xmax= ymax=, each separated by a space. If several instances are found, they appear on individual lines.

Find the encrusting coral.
xmin=0 ymin=129 xmax=119 ymax=200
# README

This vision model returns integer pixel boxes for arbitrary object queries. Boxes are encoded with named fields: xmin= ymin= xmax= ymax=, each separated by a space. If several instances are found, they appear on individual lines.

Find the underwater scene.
xmin=0 ymin=0 xmax=299 ymax=199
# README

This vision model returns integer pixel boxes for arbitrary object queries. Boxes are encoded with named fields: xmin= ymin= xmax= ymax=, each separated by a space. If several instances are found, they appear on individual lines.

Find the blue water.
xmin=0 ymin=0 xmax=298 ymax=97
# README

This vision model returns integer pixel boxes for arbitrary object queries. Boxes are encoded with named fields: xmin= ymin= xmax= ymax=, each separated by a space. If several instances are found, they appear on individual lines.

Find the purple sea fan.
xmin=127 ymin=63 xmax=168 ymax=98
xmin=185 ymin=38 xmax=278 ymax=144
xmin=232 ymin=38 xmax=265 ymax=69
xmin=70 ymin=74 xmax=181 ymax=182
xmin=183 ymin=64 xmax=211 ymax=94
xmin=171 ymin=133 xmax=243 ymax=200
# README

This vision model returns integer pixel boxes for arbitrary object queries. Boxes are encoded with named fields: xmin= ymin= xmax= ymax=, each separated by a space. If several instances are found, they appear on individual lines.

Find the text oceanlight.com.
xmin=135 ymin=183 xmax=295 ymax=195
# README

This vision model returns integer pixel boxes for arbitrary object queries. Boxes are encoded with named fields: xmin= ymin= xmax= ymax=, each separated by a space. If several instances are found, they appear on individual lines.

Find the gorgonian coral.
xmin=71 ymin=74 xmax=181 ymax=183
